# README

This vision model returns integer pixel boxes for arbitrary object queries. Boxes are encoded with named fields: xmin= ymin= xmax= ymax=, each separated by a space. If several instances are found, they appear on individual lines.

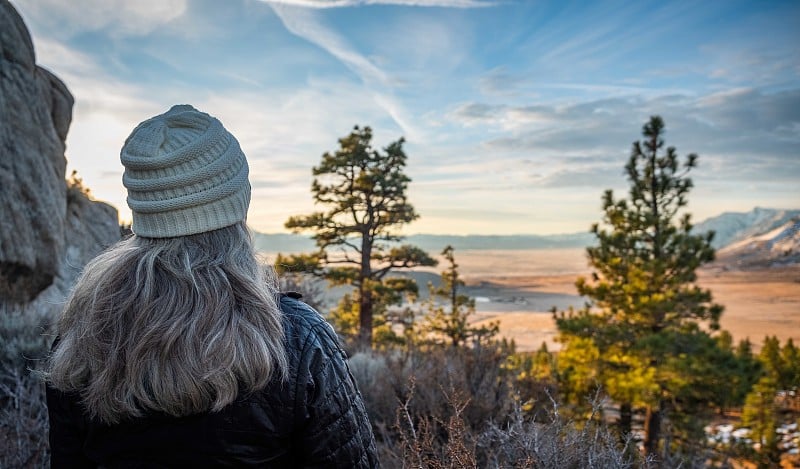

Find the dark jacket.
xmin=46 ymin=294 xmax=379 ymax=468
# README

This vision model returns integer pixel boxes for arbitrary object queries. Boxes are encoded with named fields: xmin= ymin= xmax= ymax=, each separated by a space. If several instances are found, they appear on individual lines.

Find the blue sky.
xmin=13 ymin=0 xmax=800 ymax=235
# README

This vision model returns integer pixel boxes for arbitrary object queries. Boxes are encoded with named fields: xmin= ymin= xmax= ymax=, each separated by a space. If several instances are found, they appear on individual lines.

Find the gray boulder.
xmin=0 ymin=0 xmax=120 ymax=307
xmin=19 ymin=192 xmax=121 ymax=322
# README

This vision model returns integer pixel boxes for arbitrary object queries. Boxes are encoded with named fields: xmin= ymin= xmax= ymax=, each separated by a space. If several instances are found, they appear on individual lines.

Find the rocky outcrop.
xmin=22 ymin=193 xmax=121 ymax=320
xmin=61 ymin=192 xmax=121 ymax=290
xmin=0 ymin=0 xmax=120 ymax=307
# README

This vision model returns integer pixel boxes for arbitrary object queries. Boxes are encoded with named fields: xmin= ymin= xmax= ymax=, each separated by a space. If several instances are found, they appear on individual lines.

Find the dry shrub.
xmin=349 ymin=343 xmax=651 ymax=468
xmin=477 ymin=395 xmax=646 ymax=469
xmin=349 ymin=342 xmax=516 ymax=439
xmin=395 ymin=379 xmax=478 ymax=469
xmin=0 ymin=305 xmax=53 ymax=467
xmin=0 ymin=305 xmax=53 ymax=373
xmin=0 ymin=367 xmax=49 ymax=468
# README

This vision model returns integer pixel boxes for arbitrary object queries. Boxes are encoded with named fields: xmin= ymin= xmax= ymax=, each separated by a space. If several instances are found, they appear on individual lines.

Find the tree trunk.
xmin=619 ymin=401 xmax=632 ymax=437
xmin=644 ymin=401 xmax=663 ymax=459
xmin=358 ymin=230 xmax=373 ymax=350
xmin=358 ymin=284 xmax=372 ymax=350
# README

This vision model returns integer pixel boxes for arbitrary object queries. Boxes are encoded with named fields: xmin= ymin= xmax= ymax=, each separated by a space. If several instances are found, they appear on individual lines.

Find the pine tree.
xmin=421 ymin=246 xmax=498 ymax=348
xmin=715 ymin=335 xmax=763 ymax=414
xmin=280 ymin=126 xmax=436 ymax=349
xmin=779 ymin=338 xmax=800 ymax=390
xmin=742 ymin=376 xmax=781 ymax=468
xmin=554 ymin=116 xmax=728 ymax=458
xmin=759 ymin=336 xmax=782 ymax=380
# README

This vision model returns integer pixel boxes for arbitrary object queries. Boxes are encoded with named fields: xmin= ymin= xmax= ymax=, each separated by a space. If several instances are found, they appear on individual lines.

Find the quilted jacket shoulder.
xmin=46 ymin=294 xmax=379 ymax=468
xmin=277 ymin=295 xmax=379 ymax=467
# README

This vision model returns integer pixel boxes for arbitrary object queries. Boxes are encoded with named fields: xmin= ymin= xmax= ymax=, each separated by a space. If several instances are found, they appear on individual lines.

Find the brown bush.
xmin=348 ymin=343 xmax=655 ymax=468
xmin=0 ymin=367 xmax=49 ymax=467
xmin=0 ymin=303 xmax=53 ymax=467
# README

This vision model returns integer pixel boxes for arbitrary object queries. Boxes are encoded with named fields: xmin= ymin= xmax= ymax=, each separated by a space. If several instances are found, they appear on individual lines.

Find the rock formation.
xmin=0 ymin=0 xmax=120 ymax=310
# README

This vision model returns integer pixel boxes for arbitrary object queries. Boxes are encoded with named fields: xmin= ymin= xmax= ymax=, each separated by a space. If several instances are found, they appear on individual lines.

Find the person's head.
xmin=47 ymin=105 xmax=287 ymax=424
xmin=121 ymin=104 xmax=251 ymax=238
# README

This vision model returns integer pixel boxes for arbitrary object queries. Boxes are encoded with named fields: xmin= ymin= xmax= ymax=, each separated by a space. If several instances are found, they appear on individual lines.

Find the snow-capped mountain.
xmin=716 ymin=218 xmax=800 ymax=268
xmin=693 ymin=207 xmax=800 ymax=249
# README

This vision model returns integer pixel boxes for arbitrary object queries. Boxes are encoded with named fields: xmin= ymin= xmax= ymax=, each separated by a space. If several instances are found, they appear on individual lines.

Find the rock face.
xmin=20 ymin=192 xmax=121 ymax=321
xmin=0 ymin=0 xmax=120 ymax=307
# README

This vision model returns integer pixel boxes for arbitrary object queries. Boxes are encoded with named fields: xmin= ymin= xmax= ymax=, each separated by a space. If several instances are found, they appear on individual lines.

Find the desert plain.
xmin=440 ymin=248 xmax=800 ymax=352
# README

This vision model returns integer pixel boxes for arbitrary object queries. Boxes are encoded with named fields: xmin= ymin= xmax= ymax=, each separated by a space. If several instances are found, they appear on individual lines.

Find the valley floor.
xmin=442 ymin=249 xmax=800 ymax=352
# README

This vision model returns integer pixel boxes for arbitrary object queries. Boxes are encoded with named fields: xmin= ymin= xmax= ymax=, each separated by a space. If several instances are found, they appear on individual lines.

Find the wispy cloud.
xmin=17 ymin=0 xmax=187 ymax=38
xmin=536 ymin=165 xmax=625 ymax=189
xmin=266 ymin=2 xmax=433 ymax=141
xmin=450 ymin=87 xmax=800 ymax=167
xmin=478 ymin=67 xmax=529 ymax=96
xmin=260 ymin=0 xmax=494 ymax=8
xmin=268 ymin=4 xmax=391 ymax=86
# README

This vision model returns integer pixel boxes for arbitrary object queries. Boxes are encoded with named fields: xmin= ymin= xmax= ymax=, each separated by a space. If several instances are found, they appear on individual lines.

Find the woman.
xmin=46 ymin=105 xmax=378 ymax=467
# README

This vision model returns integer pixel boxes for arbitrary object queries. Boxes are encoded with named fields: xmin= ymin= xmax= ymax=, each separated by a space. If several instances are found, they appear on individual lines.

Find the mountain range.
xmin=253 ymin=207 xmax=799 ymax=266
xmin=692 ymin=207 xmax=800 ymax=249
xmin=716 ymin=217 xmax=800 ymax=268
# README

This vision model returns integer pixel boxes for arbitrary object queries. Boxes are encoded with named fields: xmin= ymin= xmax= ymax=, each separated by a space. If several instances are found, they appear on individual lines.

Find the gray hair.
xmin=46 ymin=222 xmax=287 ymax=424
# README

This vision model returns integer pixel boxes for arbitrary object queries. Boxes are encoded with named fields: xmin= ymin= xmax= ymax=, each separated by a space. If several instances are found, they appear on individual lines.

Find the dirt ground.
xmin=445 ymin=249 xmax=800 ymax=352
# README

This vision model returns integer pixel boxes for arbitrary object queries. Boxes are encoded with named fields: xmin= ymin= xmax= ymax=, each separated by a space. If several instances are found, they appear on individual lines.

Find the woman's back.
xmin=48 ymin=294 xmax=377 ymax=467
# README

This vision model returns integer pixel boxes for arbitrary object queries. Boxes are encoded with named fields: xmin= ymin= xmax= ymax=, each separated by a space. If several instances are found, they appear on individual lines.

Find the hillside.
xmin=693 ymin=207 xmax=800 ymax=249
xmin=716 ymin=218 xmax=800 ymax=268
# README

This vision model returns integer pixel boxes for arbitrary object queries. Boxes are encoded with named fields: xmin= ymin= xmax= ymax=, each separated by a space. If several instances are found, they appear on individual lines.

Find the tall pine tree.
xmin=280 ymin=126 xmax=436 ymax=349
xmin=555 ymin=116 xmax=728 ymax=458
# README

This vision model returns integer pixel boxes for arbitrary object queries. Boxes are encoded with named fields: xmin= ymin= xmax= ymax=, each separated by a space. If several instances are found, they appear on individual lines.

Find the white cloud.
xmin=34 ymin=38 xmax=99 ymax=76
xmin=15 ymin=0 xmax=187 ymax=38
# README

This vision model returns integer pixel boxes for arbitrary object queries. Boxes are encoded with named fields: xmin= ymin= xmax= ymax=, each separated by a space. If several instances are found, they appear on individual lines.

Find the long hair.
xmin=46 ymin=222 xmax=287 ymax=424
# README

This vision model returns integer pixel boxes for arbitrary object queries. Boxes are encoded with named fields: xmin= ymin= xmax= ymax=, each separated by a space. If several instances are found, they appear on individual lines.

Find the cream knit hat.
xmin=121 ymin=104 xmax=251 ymax=238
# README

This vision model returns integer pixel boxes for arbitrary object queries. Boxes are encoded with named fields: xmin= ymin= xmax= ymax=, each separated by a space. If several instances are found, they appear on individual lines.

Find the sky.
xmin=12 ymin=0 xmax=800 ymax=235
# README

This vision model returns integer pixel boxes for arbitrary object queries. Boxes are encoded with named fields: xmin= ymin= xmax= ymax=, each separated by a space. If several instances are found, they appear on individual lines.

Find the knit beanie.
xmin=120 ymin=105 xmax=251 ymax=238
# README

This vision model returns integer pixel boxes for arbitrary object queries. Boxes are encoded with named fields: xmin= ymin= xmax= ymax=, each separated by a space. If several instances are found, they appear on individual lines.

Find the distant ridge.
xmin=692 ymin=207 xmax=800 ymax=249
xmin=252 ymin=232 xmax=316 ymax=254
xmin=405 ymin=233 xmax=595 ymax=251
xmin=252 ymin=231 xmax=595 ymax=254
xmin=716 ymin=218 xmax=800 ymax=268
xmin=252 ymin=207 xmax=800 ymax=255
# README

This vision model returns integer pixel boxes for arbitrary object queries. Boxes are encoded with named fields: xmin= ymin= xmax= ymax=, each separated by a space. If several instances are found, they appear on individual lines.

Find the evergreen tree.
xmin=759 ymin=336 xmax=782 ymax=380
xmin=757 ymin=335 xmax=800 ymax=390
xmin=717 ymin=335 xmax=763 ymax=413
xmin=779 ymin=338 xmax=800 ymax=390
xmin=554 ymin=116 xmax=728 ymax=458
xmin=280 ymin=126 xmax=436 ymax=349
xmin=421 ymin=246 xmax=498 ymax=348
xmin=742 ymin=376 xmax=781 ymax=468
